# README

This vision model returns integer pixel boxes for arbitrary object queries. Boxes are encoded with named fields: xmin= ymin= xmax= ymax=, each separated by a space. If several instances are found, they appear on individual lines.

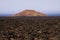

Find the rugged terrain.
xmin=0 ymin=16 xmax=60 ymax=40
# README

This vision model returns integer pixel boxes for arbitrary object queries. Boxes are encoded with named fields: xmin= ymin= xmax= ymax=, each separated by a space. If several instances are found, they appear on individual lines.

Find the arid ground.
xmin=0 ymin=16 xmax=60 ymax=40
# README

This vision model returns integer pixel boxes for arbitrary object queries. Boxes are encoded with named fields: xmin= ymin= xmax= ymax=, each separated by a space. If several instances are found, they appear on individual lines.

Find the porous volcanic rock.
xmin=12 ymin=10 xmax=47 ymax=16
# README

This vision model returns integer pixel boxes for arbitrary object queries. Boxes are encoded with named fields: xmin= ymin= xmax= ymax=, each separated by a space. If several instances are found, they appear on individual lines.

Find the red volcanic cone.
xmin=12 ymin=10 xmax=47 ymax=16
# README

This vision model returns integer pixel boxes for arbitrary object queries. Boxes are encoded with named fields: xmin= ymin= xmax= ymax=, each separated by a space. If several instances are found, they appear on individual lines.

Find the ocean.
xmin=0 ymin=13 xmax=60 ymax=16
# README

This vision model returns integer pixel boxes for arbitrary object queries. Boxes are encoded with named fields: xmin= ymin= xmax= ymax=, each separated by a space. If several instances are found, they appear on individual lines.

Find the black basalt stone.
xmin=0 ymin=16 xmax=60 ymax=40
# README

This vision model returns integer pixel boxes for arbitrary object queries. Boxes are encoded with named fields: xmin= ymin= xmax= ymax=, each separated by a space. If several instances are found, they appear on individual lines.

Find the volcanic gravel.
xmin=0 ymin=16 xmax=60 ymax=40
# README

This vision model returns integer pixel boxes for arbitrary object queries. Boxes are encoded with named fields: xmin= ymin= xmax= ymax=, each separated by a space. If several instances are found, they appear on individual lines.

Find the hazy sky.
xmin=0 ymin=0 xmax=60 ymax=14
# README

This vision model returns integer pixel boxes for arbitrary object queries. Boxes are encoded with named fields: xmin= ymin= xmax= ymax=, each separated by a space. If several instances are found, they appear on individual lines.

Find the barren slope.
xmin=13 ymin=10 xmax=47 ymax=16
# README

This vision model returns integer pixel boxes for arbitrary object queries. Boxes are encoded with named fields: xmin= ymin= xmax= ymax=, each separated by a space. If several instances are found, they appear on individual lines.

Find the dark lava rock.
xmin=0 ymin=16 xmax=60 ymax=40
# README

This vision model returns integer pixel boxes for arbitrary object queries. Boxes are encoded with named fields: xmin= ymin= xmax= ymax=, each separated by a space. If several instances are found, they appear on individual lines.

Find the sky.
xmin=0 ymin=0 xmax=60 ymax=15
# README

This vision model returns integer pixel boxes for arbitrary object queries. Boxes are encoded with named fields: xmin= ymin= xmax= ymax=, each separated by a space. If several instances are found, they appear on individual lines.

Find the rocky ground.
xmin=0 ymin=16 xmax=60 ymax=40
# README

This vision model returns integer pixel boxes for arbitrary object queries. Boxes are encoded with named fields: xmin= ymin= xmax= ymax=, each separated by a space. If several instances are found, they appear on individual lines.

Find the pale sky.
xmin=0 ymin=0 xmax=60 ymax=14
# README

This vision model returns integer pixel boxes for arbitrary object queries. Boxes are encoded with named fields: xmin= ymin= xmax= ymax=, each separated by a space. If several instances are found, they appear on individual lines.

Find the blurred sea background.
xmin=0 ymin=12 xmax=60 ymax=16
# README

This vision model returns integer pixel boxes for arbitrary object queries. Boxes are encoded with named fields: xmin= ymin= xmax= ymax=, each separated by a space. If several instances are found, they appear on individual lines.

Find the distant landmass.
xmin=0 ymin=10 xmax=60 ymax=16
xmin=12 ymin=10 xmax=47 ymax=16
